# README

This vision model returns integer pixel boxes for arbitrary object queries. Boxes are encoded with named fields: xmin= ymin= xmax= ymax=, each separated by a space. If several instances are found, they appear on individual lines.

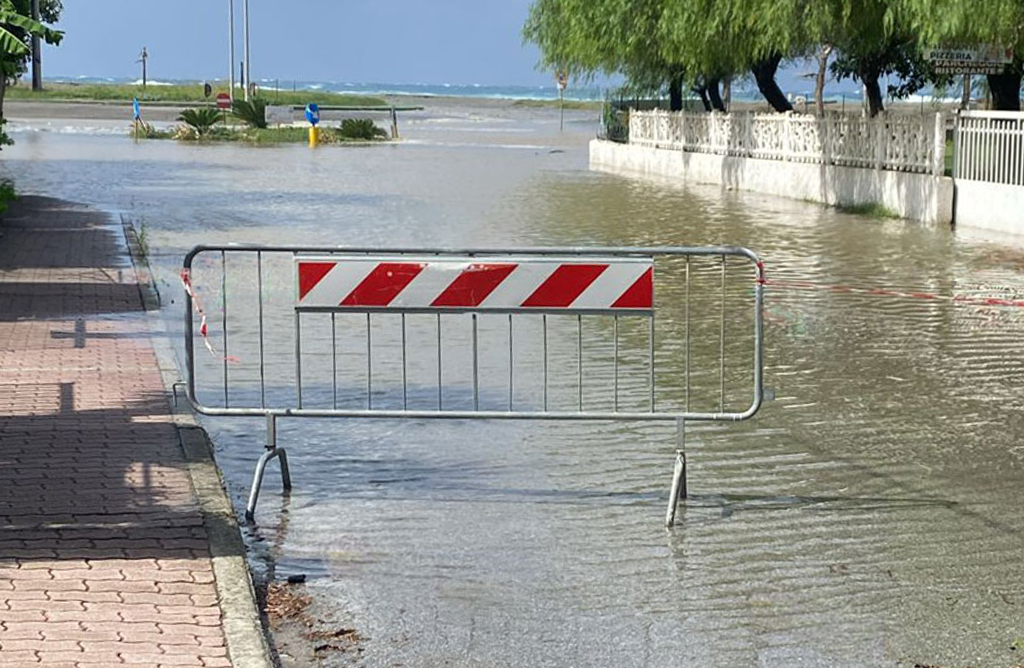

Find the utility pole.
xmin=138 ymin=47 xmax=148 ymax=88
xmin=30 ymin=0 xmax=41 ymax=91
xmin=243 ymin=0 xmax=251 ymax=101
xmin=228 ymin=0 xmax=235 ymax=102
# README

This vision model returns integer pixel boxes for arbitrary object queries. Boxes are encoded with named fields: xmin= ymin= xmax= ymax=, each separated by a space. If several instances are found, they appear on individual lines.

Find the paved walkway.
xmin=0 ymin=197 xmax=234 ymax=667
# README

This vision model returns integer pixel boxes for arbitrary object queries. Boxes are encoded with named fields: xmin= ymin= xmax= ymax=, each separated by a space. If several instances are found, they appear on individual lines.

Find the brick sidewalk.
xmin=0 ymin=197 xmax=231 ymax=667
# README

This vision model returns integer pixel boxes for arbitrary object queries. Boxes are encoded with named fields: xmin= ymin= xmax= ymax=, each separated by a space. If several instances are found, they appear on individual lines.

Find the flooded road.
xmin=2 ymin=104 xmax=1024 ymax=668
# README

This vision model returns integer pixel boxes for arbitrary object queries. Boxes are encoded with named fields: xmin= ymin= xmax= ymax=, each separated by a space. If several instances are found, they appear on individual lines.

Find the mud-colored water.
xmin=3 ymin=104 xmax=1023 ymax=668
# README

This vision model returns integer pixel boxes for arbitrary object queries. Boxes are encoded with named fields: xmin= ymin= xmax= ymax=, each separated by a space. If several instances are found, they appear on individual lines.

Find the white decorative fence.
xmin=954 ymin=111 xmax=1024 ymax=186
xmin=629 ymin=110 xmax=947 ymax=176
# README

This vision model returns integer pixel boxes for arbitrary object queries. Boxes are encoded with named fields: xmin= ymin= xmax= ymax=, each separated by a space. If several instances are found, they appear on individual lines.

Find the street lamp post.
xmin=243 ymin=0 xmax=251 ymax=101
xmin=228 ymin=0 xmax=235 ymax=102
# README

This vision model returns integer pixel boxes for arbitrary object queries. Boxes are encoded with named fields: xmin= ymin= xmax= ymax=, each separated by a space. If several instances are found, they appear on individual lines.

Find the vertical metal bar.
xmin=472 ymin=313 xmax=480 ymax=411
xmin=366 ymin=313 xmax=373 ymax=410
xmin=331 ymin=313 xmax=338 ymax=410
xmin=295 ymin=311 xmax=303 ymax=409
xmin=542 ymin=314 xmax=548 ymax=411
xmin=437 ymin=313 xmax=443 ymax=410
xmin=613 ymin=316 xmax=619 ymax=412
xmin=508 ymin=314 xmax=514 ymax=411
xmin=221 ymin=251 xmax=229 ymax=408
xmin=665 ymin=418 xmax=687 ymax=527
xmin=257 ymin=251 xmax=266 ymax=408
xmin=685 ymin=256 xmax=691 ymax=412
xmin=577 ymin=314 xmax=583 ymax=411
xmin=720 ymin=254 xmax=726 ymax=412
xmin=402 ymin=314 xmax=408 ymax=410
xmin=649 ymin=313 xmax=655 ymax=412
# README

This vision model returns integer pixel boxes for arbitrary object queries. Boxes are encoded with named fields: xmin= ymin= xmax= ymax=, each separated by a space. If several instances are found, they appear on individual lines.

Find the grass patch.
xmin=513 ymin=98 xmax=601 ymax=110
xmin=836 ymin=202 xmax=900 ymax=219
xmin=7 ymin=82 xmax=387 ymax=107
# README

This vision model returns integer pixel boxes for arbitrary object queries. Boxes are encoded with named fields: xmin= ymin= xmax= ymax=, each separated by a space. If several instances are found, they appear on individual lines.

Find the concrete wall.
xmin=954 ymin=181 xmax=1024 ymax=236
xmin=590 ymin=139 xmax=954 ymax=225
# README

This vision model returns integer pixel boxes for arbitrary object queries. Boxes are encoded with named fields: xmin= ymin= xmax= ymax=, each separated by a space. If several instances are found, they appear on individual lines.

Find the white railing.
xmin=629 ymin=110 xmax=947 ymax=176
xmin=954 ymin=111 xmax=1024 ymax=186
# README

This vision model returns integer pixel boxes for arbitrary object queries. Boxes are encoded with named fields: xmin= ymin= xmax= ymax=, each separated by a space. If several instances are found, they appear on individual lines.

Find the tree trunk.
xmin=692 ymin=84 xmax=712 ymax=112
xmin=722 ymin=77 xmax=732 ymax=111
xmin=0 ymin=74 xmax=7 ymax=122
xmin=752 ymin=53 xmax=792 ymax=112
xmin=815 ymin=45 xmax=832 ymax=117
xmin=669 ymin=74 xmax=684 ymax=112
xmin=960 ymin=75 xmax=971 ymax=111
xmin=862 ymin=75 xmax=885 ymax=117
xmin=987 ymin=68 xmax=1022 ymax=111
xmin=706 ymin=78 xmax=726 ymax=112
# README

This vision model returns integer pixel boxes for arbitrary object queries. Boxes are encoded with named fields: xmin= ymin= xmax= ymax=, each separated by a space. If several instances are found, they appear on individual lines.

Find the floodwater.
xmin=3 ymin=104 xmax=1024 ymax=668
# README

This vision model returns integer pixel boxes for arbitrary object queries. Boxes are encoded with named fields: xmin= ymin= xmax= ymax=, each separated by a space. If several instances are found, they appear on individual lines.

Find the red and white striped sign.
xmin=296 ymin=256 xmax=653 ymax=311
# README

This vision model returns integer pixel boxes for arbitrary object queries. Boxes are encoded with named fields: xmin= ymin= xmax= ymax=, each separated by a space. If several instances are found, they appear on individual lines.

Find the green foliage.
xmin=0 ymin=178 xmax=17 ymax=215
xmin=337 ymin=118 xmax=388 ymax=140
xmin=836 ymin=202 xmax=899 ymax=219
xmin=524 ymin=0 xmax=1023 ymax=112
xmin=176 ymin=107 xmax=223 ymax=138
xmin=231 ymin=98 xmax=268 ymax=129
xmin=0 ymin=117 xmax=12 ymax=148
xmin=0 ymin=0 xmax=62 ymax=58
xmin=600 ymin=101 xmax=628 ymax=143
xmin=130 ymin=120 xmax=174 ymax=139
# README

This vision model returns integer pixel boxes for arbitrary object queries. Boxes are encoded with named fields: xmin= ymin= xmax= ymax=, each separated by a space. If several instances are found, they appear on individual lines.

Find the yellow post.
xmin=308 ymin=126 xmax=319 ymax=148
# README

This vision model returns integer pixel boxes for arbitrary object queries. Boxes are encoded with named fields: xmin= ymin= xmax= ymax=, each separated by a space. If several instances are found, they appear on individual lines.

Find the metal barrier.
xmin=182 ymin=245 xmax=765 ymax=525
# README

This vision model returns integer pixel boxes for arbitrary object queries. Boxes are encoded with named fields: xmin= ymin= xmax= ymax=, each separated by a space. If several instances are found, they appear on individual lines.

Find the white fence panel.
xmin=955 ymin=111 xmax=1024 ymax=186
xmin=628 ymin=110 xmax=946 ymax=176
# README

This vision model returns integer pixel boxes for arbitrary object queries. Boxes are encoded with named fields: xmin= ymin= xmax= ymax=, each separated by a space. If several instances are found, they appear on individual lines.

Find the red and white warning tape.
xmin=181 ymin=268 xmax=217 ymax=356
xmin=764 ymin=278 xmax=1024 ymax=310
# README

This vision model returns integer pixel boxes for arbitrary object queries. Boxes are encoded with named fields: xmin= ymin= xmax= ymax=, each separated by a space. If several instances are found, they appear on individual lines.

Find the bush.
xmin=176 ymin=107 xmax=223 ymax=138
xmin=232 ymin=98 xmax=268 ymax=129
xmin=337 ymin=118 xmax=388 ymax=140
xmin=130 ymin=120 xmax=174 ymax=139
xmin=0 ymin=119 xmax=14 ymax=149
xmin=0 ymin=179 xmax=17 ymax=215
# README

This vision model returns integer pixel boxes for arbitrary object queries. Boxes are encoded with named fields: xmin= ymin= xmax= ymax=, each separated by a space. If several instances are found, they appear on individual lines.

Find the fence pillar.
xmin=932 ymin=112 xmax=946 ymax=176
xmin=874 ymin=116 xmax=886 ymax=170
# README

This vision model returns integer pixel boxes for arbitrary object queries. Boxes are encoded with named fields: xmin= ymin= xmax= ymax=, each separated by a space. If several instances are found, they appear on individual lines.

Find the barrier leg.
xmin=665 ymin=419 xmax=687 ymax=527
xmin=245 ymin=415 xmax=290 ymax=522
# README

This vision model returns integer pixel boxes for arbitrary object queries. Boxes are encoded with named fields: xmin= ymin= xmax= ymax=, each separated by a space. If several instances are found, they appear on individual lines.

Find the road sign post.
xmin=556 ymin=71 xmax=568 ymax=132
xmin=305 ymin=103 xmax=320 ymax=148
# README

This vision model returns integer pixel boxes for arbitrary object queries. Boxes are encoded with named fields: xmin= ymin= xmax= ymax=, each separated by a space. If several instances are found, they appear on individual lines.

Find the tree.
xmin=898 ymin=0 xmax=1023 ymax=110
xmin=0 ymin=0 xmax=62 ymax=120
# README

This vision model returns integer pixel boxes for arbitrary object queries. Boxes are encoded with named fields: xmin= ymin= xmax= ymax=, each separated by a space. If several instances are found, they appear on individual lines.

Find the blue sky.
xmin=44 ymin=0 xmax=551 ymax=85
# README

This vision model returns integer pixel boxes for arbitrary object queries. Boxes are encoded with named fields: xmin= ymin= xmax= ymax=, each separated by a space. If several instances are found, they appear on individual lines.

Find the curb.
xmin=120 ymin=215 xmax=276 ymax=668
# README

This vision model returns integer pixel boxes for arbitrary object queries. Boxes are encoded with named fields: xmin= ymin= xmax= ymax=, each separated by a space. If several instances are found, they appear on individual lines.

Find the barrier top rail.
xmin=182 ymin=244 xmax=765 ymax=424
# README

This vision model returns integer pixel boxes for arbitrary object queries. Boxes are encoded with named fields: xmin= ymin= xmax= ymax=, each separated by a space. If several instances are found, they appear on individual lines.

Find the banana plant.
xmin=0 ymin=0 xmax=62 ymax=56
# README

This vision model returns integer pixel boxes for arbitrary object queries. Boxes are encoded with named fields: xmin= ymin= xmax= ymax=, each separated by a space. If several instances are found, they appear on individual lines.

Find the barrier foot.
xmin=665 ymin=450 xmax=687 ymax=527
xmin=246 ymin=414 xmax=289 ymax=523
xmin=666 ymin=418 xmax=687 ymax=527
xmin=245 ymin=446 xmax=290 ymax=522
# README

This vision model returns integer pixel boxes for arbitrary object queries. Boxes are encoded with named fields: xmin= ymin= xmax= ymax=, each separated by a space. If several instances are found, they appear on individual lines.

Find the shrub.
xmin=0 ymin=119 xmax=14 ymax=149
xmin=130 ymin=120 xmax=173 ymax=139
xmin=338 ymin=118 xmax=388 ymax=140
xmin=232 ymin=98 xmax=268 ymax=129
xmin=176 ymin=107 xmax=223 ymax=138
xmin=0 ymin=179 xmax=17 ymax=215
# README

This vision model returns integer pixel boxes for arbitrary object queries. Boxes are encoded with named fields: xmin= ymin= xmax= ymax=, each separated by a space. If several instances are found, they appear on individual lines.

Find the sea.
xmin=44 ymin=73 xmax=886 ymax=105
